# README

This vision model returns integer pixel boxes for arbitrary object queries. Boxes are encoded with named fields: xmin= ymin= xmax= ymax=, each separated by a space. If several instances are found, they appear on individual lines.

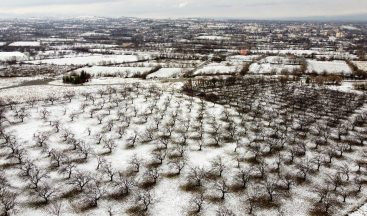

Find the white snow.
xmin=196 ymin=36 xmax=230 ymax=40
xmin=350 ymin=203 xmax=367 ymax=216
xmin=26 ymin=54 xmax=139 ymax=66
xmin=306 ymin=60 xmax=352 ymax=75
xmin=0 ymin=77 xmax=43 ymax=89
xmin=249 ymin=56 xmax=301 ymax=74
xmin=74 ymin=66 xmax=153 ymax=77
xmin=194 ymin=62 xmax=242 ymax=76
xmin=9 ymin=41 xmax=41 ymax=47
xmin=80 ymin=32 xmax=110 ymax=37
xmin=341 ymin=25 xmax=360 ymax=31
xmin=352 ymin=61 xmax=367 ymax=72
xmin=147 ymin=68 xmax=193 ymax=79
xmin=252 ymin=49 xmax=357 ymax=60
xmin=227 ymin=55 xmax=260 ymax=62
xmin=0 ymin=51 xmax=28 ymax=61
xmin=253 ymin=49 xmax=318 ymax=56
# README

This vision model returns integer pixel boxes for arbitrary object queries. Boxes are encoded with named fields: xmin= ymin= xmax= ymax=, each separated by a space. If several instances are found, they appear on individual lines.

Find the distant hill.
xmin=284 ymin=13 xmax=367 ymax=22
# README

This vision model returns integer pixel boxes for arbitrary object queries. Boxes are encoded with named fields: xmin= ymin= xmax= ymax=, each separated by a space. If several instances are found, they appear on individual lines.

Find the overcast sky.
xmin=0 ymin=0 xmax=366 ymax=19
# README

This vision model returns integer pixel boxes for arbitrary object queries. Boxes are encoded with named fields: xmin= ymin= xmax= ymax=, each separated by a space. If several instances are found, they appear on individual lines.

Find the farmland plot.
xmin=193 ymin=62 xmax=243 ymax=76
xmin=0 ymin=78 xmax=366 ymax=216
xmin=249 ymin=56 xmax=302 ymax=74
xmin=306 ymin=60 xmax=352 ymax=75
xmin=74 ymin=66 xmax=154 ymax=78
xmin=26 ymin=54 xmax=140 ymax=66
xmin=352 ymin=61 xmax=367 ymax=72
xmin=146 ymin=68 xmax=193 ymax=79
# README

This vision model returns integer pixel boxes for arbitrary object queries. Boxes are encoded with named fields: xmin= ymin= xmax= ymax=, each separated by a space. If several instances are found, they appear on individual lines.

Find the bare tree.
xmin=236 ymin=168 xmax=251 ymax=189
xmin=214 ymin=179 xmax=230 ymax=200
xmin=34 ymin=132 xmax=50 ymax=147
xmin=244 ymin=186 xmax=260 ymax=215
xmin=103 ymin=138 xmax=116 ymax=154
xmin=0 ymin=189 xmax=17 ymax=216
xmin=46 ymin=201 xmax=64 ymax=216
xmin=210 ymin=156 xmax=226 ymax=177
xmin=187 ymin=192 xmax=205 ymax=214
xmin=216 ymin=207 xmax=236 ymax=216
xmin=101 ymin=162 xmax=116 ymax=182
xmin=133 ymin=190 xmax=155 ymax=212
xmin=296 ymin=158 xmax=311 ymax=181
xmin=50 ymin=150 xmax=66 ymax=168
xmin=82 ymin=180 xmax=106 ymax=207
xmin=76 ymin=142 xmax=91 ymax=160
xmin=59 ymin=161 xmax=76 ymax=179
xmin=327 ymin=173 xmax=343 ymax=192
xmin=129 ymin=154 xmax=143 ymax=173
xmin=151 ymin=150 xmax=166 ymax=165
xmin=28 ymin=167 xmax=49 ymax=189
xmin=52 ymin=121 xmax=61 ymax=133
xmin=113 ymin=174 xmax=135 ymax=197
xmin=169 ymin=157 xmax=186 ymax=175
xmin=143 ymin=167 xmax=160 ymax=185
xmin=33 ymin=183 xmax=57 ymax=204
xmin=20 ymin=160 xmax=35 ymax=177
xmin=187 ymin=167 xmax=206 ymax=187
xmin=126 ymin=131 xmax=138 ymax=149
xmin=69 ymin=171 xmax=92 ymax=192
xmin=40 ymin=108 xmax=50 ymax=120
xmin=263 ymin=177 xmax=277 ymax=202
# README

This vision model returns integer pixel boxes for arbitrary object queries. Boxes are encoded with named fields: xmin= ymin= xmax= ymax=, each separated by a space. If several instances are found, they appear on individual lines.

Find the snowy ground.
xmin=249 ymin=56 xmax=301 ymax=74
xmin=146 ymin=68 xmax=193 ymax=79
xmin=227 ymin=55 xmax=261 ymax=63
xmin=8 ymin=41 xmax=41 ymax=47
xmin=26 ymin=55 xmax=140 ymax=66
xmin=352 ymin=61 xmax=367 ymax=72
xmin=0 ymin=52 xmax=29 ymax=62
xmin=196 ymin=36 xmax=230 ymax=40
xmin=193 ymin=62 xmax=242 ymax=76
xmin=0 ymin=82 xmax=244 ymax=216
xmin=252 ymin=50 xmax=357 ymax=60
xmin=74 ymin=66 xmax=154 ymax=78
xmin=0 ymin=77 xmax=366 ymax=216
xmin=306 ymin=60 xmax=352 ymax=75
xmin=0 ymin=77 xmax=44 ymax=89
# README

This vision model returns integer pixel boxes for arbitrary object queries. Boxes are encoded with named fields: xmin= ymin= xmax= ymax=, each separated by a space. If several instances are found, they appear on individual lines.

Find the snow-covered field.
xmin=252 ymin=50 xmax=357 ymax=60
xmin=0 ymin=77 xmax=43 ymax=89
xmin=0 ymin=77 xmax=366 ymax=216
xmin=0 ymin=83 xmax=242 ymax=216
xmin=74 ymin=66 xmax=153 ymax=78
xmin=352 ymin=61 xmax=367 ymax=72
xmin=252 ymin=49 xmax=318 ymax=56
xmin=0 ymin=79 xmax=365 ymax=216
xmin=146 ymin=68 xmax=193 ymax=79
xmin=9 ymin=41 xmax=41 ymax=47
xmin=0 ymin=52 xmax=28 ymax=62
xmin=306 ymin=60 xmax=352 ymax=75
xmin=249 ymin=56 xmax=301 ymax=74
xmin=26 ymin=54 xmax=140 ymax=66
xmin=193 ymin=62 xmax=242 ymax=76
xmin=227 ymin=55 xmax=261 ymax=62
xmin=196 ymin=36 xmax=230 ymax=40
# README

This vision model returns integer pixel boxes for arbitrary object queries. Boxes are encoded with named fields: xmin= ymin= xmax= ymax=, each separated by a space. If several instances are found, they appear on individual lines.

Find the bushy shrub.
xmin=63 ymin=71 xmax=91 ymax=84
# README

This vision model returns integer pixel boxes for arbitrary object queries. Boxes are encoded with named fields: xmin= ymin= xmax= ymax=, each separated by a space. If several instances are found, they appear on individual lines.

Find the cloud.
xmin=178 ymin=1 xmax=188 ymax=8
xmin=0 ymin=0 xmax=120 ymax=7
xmin=0 ymin=0 xmax=366 ymax=19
